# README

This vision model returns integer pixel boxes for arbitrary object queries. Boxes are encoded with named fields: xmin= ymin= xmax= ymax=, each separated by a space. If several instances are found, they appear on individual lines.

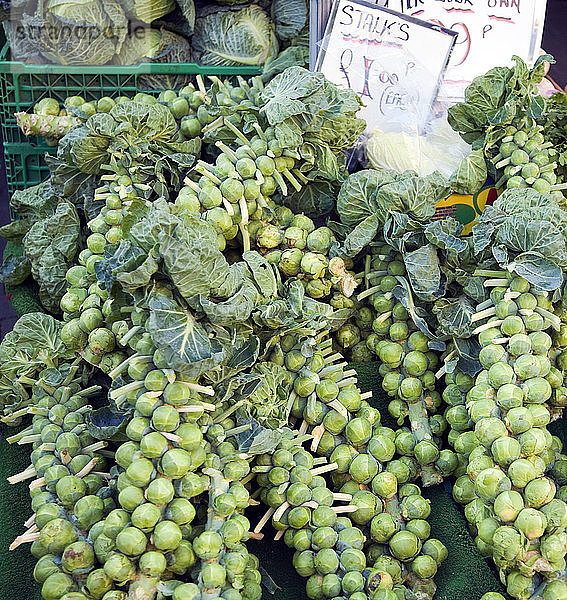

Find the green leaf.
xmin=23 ymin=201 xmax=81 ymax=313
xmin=424 ymin=219 xmax=468 ymax=253
xmin=9 ymin=181 xmax=58 ymax=221
xmin=236 ymin=418 xmax=283 ymax=454
xmin=336 ymin=169 xmax=399 ymax=227
xmin=403 ymin=244 xmax=443 ymax=301
xmin=433 ymin=296 xmax=476 ymax=338
xmin=453 ymin=338 xmax=482 ymax=376
xmin=450 ymin=149 xmax=488 ymax=195
xmin=0 ymin=255 xmax=31 ymax=286
xmin=194 ymin=282 xmax=257 ymax=325
xmin=340 ymin=214 xmax=381 ymax=258
xmin=495 ymin=217 xmax=567 ymax=267
xmin=281 ymin=180 xmax=336 ymax=219
xmin=378 ymin=171 xmax=447 ymax=222
xmin=147 ymin=288 xmax=226 ymax=377
xmin=262 ymin=45 xmax=309 ymax=83
xmin=243 ymin=251 xmax=278 ymax=298
xmin=85 ymin=406 xmax=130 ymax=442
xmin=510 ymin=252 xmax=563 ymax=291
xmin=245 ymin=361 xmax=293 ymax=428
xmin=392 ymin=278 xmax=446 ymax=350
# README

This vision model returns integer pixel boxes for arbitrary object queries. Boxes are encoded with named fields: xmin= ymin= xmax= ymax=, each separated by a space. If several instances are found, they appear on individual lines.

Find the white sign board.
xmin=316 ymin=0 xmax=457 ymax=133
xmin=311 ymin=0 xmax=547 ymax=101
xmin=379 ymin=0 xmax=547 ymax=99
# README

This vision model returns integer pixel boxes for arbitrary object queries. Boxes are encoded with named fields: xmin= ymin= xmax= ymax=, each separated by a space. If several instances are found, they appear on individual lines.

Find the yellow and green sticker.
xmin=433 ymin=183 xmax=502 ymax=235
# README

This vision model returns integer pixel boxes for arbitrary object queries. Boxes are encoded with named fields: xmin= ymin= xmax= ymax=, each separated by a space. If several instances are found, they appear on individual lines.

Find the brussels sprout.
xmin=453 ymin=475 xmax=478 ymax=504
xmin=506 ymin=407 xmax=532 ymax=436
xmin=543 ymin=580 xmax=567 ymax=600
xmin=313 ymin=548 xmax=339 ymax=575
xmin=345 ymin=418 xmax=372 ymax=447
xmin=279 ymin=248 xmax=304 ymax=277
xmin=475 ymin=418 xmax=508 ymax=449
xmin=493 ymin=525 xmax=524 ymax=564
xmin=104 ymin=552 xmax=135 ymax=583
xmin=193 ymin=530 xmax=223 ymax=560
xmin=389 ymin=530 xmax=421 ymax=561
xmin=283 ymin=226 xmax=308 ymax=249
xmin=541 ymin=499 xmax=567 ymax=530
xmin=350 ymin=490 xmax=379 ymax=525
xmin=131 ymin=503 xmax=161 ymax=533
xmin=405 ymin=518 xmax=431 ymax=541
xmin=293 ymin=550 xmax=316 ymax=577
xmin=414 ymin=440 xmax=440 ymax=465
xmin=39 ymin=518 xmax=78 ymax=554
xmin=524 ymin=477 xmax=556 ymax=508
xmin=371 ymin=472 xmax=398 ymax=499
xmin=494 ymin=490 xmax=524 ymax=522
xmin=84 ymin=569 xmax=113 ymax=599
xmin=506 ymin=571 xmax=534 ymax=599
xmin=492 ymin=437 xmax=521 ymax=467
xmin=41 ymin=572 xmax=75 ymax=600
xmin=153 ymin=520 xmax=182 ymax=551
xmin=349 ymin=453 xmax=379 ymax=484
xmin=61 ymin=541 xmax=95 ymax=574
xmin=420 ymin=538 xmax=448 ymax=565
xmin=307 ymin=227 xmax=334 ymax=253
xmin=368 ymin=435 xmax=396 ymax=463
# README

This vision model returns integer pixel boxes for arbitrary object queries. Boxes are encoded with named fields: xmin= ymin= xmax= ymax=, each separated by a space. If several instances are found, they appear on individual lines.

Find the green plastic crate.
xmin=0 ymin=43 xmax=261 ymax=192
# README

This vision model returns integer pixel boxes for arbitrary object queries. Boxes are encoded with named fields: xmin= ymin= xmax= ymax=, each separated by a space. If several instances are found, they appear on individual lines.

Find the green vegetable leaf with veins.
xmin=147 ymin=287 xmax=226 ymax=377
xmin=403 ymin=244 xmax=444 ymax=301
xmin=450 ymin=149 xmax=487 ymax=195
xmin=23 ymin=201 xmax=80 ymax=313
xmin=433 ymin=296 xmax=476 ymax=338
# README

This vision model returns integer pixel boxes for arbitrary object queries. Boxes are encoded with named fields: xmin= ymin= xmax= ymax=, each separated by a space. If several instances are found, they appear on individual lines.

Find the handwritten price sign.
xmin=374 ymin=0 xmax=546 ymax=99
xmin=316 ymin=0 xmax=457 ymax=133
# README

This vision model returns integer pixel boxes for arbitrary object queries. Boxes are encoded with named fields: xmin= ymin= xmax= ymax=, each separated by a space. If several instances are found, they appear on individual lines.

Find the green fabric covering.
xmin=0 ymin=361 xmax=514 ymax=600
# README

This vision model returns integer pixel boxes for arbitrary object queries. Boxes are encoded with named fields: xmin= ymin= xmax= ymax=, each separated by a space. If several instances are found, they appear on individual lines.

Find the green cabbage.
xmin=120 ymin=0 xmax=176 ymax=23
xmin=114 ymin=27 xmax=194 ymax=89
xmin=192 ymin=5 xmax=278 ymax=66
xmin=271 ymin=0 xmax=308 ymax=41
xmin=21 ymin=0 xmax=128 ymax=65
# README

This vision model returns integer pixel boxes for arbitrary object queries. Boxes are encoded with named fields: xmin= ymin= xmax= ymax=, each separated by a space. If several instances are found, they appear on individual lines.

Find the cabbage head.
xmin=21 ymin=0 xmax=128 ymax=65
xmin=271 ymin=0 xmax=308 ymax=41
xmin=115 ymin=27 xmax=194 ymax=89
xmin=120 ymin=0 xmax=176 ymax=23
xmin=192 ymin=5 xmax=278 ymax=66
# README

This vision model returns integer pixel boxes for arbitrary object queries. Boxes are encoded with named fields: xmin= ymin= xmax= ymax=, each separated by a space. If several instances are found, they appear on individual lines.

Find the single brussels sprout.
xmin=41 ymin=572 xmax=75 ymax=600
xmin=494 ymin=490 xmax=524 ymax=522
xmin=524 ymin=477 xmax=556 ymax=508
xmin=542 ymin=580 xmax=567 ymax=600
xmin=541 ymin=499 xmax=567 ymax=530
xmin=307 ymin=227 xmax=334 ymax=253
xmin=422 ymin=538 xmax=448 ymax=564
xmin=506 ymin=571 xmax=534 ymax=599
xmin=492 ymin=437 xmax=522 ymax=468
xmin=371 ymin=472 xmax=398 ymax=499
xmin=103 ymin=552 xmax=135 ymax=583
xmin=39 ymin=518 xmax=78 ymax=554
xmin=540 ymin=531 xmax=567 ymax=564
xmin=389 ymin=530 xmax=421 ymax=561
xmin=492 ymin=526 xmax=524 ymax=563
xmin=475 ymin=418 xmax=508 ymax=449
xmin=349 ymin=453 xmax=379 ymax=484
xmin=453 ymin=475 xmax=478 ymax=505
xmin=279 ymin=248 xmax=304 ymax=277
xmin=283 ymin=226 xmax=308 ymax=249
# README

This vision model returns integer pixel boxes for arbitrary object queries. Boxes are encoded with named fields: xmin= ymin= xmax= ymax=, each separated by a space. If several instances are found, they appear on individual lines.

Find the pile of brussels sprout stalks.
xmin=0 ymin=69 xmax=448 ymax=600
xmin=435 ymin=273 xmax=567 ymax=600
xmin=332 ymin=245 xmax=455 ymax=488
